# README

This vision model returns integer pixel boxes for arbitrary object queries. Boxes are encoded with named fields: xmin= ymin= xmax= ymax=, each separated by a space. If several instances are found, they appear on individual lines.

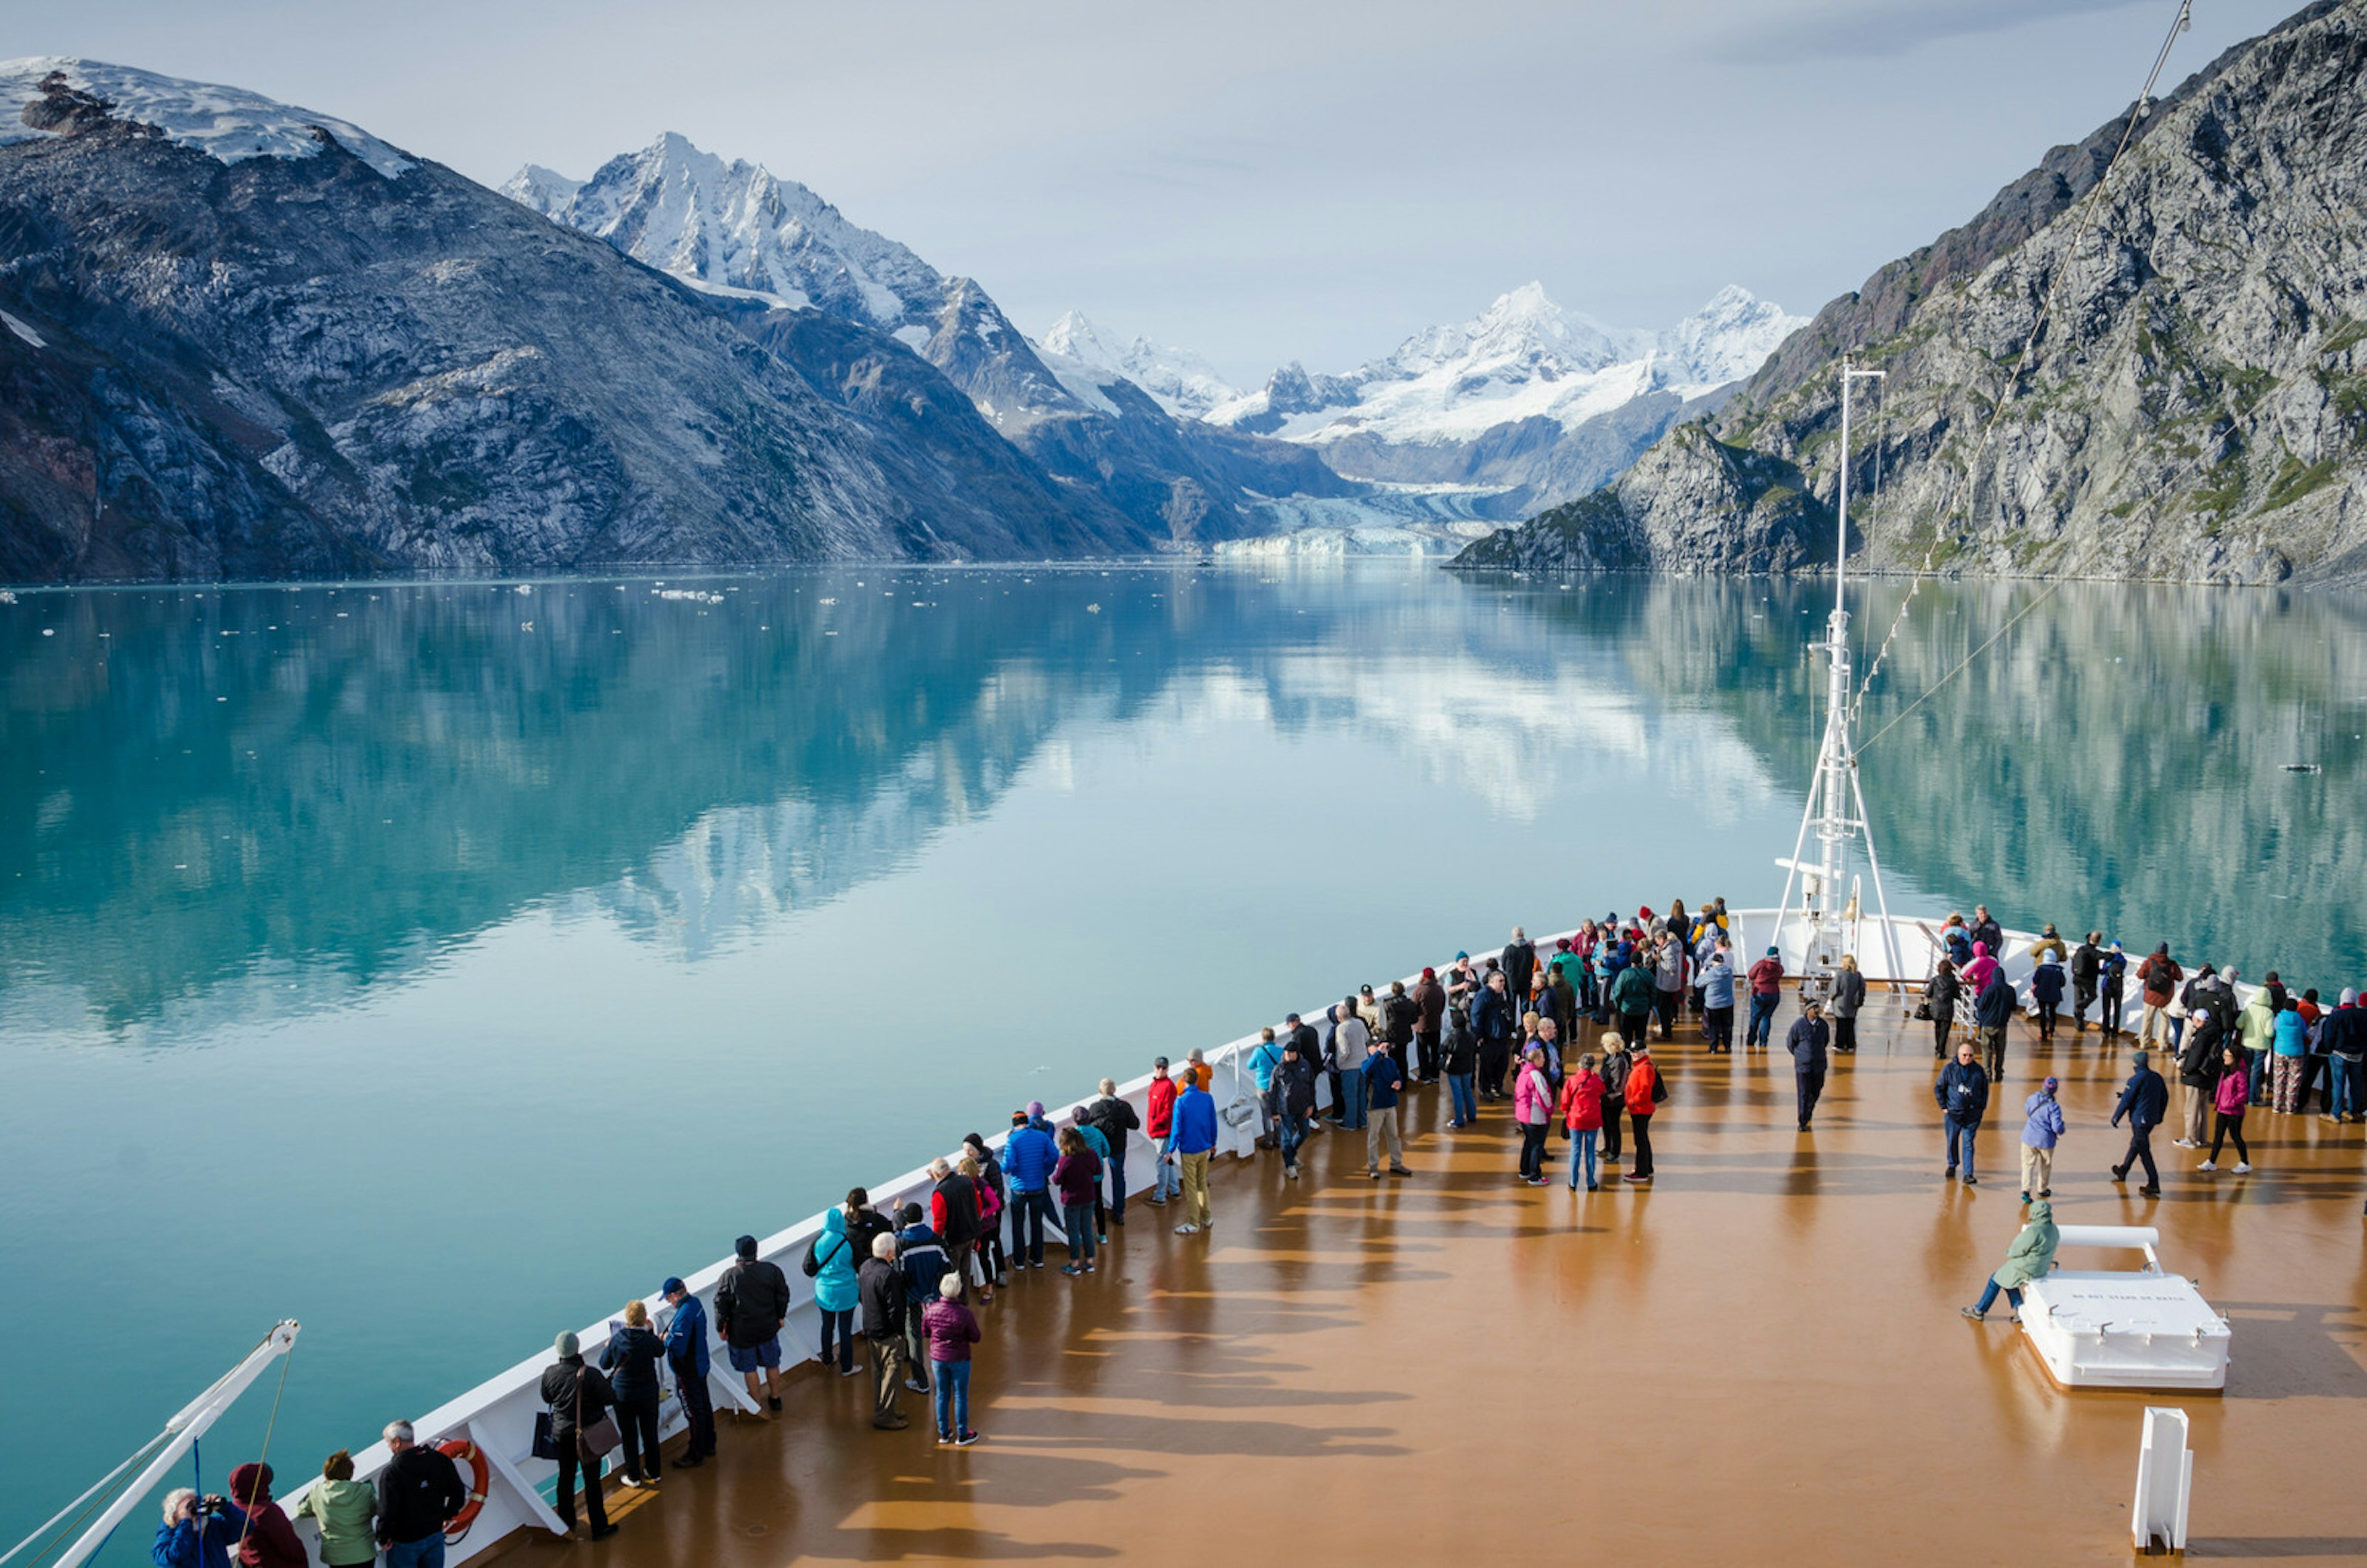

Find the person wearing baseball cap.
xmin=660 ymin=1276 xmax=716 ymax=1465
xmin=2019 ymin=1075 xmax=2066 ymax=1202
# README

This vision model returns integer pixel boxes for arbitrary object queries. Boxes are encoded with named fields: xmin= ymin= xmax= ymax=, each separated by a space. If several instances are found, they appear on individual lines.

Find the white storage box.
xmin=2019 ymin=1226 xmax=2231 ymax=1391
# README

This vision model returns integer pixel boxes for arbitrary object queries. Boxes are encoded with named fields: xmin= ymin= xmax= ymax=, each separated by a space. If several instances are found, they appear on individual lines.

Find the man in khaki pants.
xmin=1363 ymin=1038 xmax=1410 ymax=1179
xmin=1171 ymin=1072 xmax=1219 ymax=1234
xmin=2018 ymin=1075 xmax=2065 ymax=1201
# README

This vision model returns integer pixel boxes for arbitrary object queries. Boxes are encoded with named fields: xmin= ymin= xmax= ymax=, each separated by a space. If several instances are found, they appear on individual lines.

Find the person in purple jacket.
xmin=921 ymin=1274 xmax=983 ymax=1447
xmin=1052 ymin=1126 xmax=1103 ymax=1276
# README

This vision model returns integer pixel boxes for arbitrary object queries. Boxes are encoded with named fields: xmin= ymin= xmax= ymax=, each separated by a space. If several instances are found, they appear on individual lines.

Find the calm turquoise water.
xmin=4 ymin=565 xmax=2362 ymax=1556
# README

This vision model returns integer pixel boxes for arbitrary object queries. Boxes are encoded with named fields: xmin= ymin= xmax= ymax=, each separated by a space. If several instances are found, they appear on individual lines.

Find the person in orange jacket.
xmin=1624 ymin=1042 xmax=1666 ymax=1182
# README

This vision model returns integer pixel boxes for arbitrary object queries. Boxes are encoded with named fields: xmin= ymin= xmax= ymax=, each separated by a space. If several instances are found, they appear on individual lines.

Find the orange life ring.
xmin=436 ymin=1438 xmax=491 ymax=1538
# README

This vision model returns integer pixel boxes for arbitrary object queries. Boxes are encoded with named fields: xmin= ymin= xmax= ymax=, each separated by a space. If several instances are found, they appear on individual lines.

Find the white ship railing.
xmin=262 ymin=905 xmax=2216 ymax=1564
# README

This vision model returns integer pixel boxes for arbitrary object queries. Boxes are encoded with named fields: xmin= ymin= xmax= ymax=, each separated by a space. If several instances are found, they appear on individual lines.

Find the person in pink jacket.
xmin=1513 ymin=1045 xmax=1555 ymax=1186
xmin=2199 ymin=1044 xmax=2253 ymax=1173
xmin=1960 ymin=941 xmax=2000 ymax=995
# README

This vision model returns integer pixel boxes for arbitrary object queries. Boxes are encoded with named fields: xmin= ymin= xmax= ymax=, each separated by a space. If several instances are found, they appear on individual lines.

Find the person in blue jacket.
xmin=661 ymin=1276 xmax=715 ymax=1466
xmin=1001 ymin=1106 xmax=1061 ymax=1270
xmin=1935 ymin=1039 xmax=1990 ymax=1185
xmin=803 ymin=1207 xmax=863 ymax=1377
xmin=1171 ymin=1075 xmax=1220 ymax=1235
xmin=2029 ymin=954 xmax=2066 ymax=1042
xmin=2109 ymin=1047 xmax=2169 ymax=1196
xmin=153 ymin=1487 xmax=246 ymax=1568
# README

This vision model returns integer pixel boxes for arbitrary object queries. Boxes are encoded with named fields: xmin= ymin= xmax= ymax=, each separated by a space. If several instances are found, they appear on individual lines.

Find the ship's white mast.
xmin=1775 ymin=358 xmax=1903 ymax=995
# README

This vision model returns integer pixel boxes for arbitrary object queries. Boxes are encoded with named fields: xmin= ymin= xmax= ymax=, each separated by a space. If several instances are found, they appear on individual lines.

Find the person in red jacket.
xmin=1145 ymin=1057 xmax=1180 ymax=1206
xmin=1745 ymin=947 xmax=1786 ymax=1051
xmin=1624 ymin=1043 xmax=1664 ymax=1182
xmin=226 ymin=1463 xmax=306 ymax=1568
xmin=1559 ymin=1054 xmax=1606 ymax=1191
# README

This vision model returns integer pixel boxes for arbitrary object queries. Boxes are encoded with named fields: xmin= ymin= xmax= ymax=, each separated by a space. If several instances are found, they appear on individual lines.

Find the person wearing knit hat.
xmin=2019 ymin=1075 xmax=2066 ymax=1202
xmin=538 ymin=1328 xmax=618 ymax=1538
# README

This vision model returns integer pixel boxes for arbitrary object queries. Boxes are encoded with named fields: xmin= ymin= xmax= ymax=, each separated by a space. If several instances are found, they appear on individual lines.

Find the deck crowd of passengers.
xmin=156 ymin=899 xmax=2365 ymax=1566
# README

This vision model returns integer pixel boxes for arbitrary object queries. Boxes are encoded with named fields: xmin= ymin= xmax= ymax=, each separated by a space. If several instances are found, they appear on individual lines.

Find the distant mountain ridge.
xmin=505 ymin=134 xmax=1360 ymax=545
xmin=1455 ymin=0 xmax=2367 ymax=583
xmin=0 ymin=59 xmax=1152 ymax=579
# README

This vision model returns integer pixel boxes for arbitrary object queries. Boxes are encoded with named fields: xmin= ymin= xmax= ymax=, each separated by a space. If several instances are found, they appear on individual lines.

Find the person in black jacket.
xmin=1934 ymin=1040 xmax=1990 ymax=1185
xmin=1924 ymin=960 xmax=1960 ymax=1060
xmin=2176 ymin=1005 xmax=2226 ymax=1149
xmin=1082 ymin=1081 xmax=1141 ymax=1225
xmin=1973 ymin=967 xmax=2016 ymax=1084
xmin=2069 ymin=934 xmax=2103 ymax=1033
xmin=376 ymin=1420 xmax=466 ymax=1561
xmin=714 ymin=1235 xmax=790 ymax=1413
xmin=1501 ymin=928 xmax=1536 ymax=1016
xmin=2110 ymin=1048 xmax=2169 ymax=1196
xmin=1264 ymin=1039 xmax=1320 ymax=1178
xmin=1971 ymin=905 xmax=2004 ymax=957
xmin=960 ymin=1136 xmax=1010 ymax=1287
xmin=539 ymin=1333 xmax=618 ymax=1540
xmin=1383 ymin=981 xmax=1418 ymax=1082
xmin=598 ymin=1301 xmax=667 ymax=1487
xmin=1786 ymin=1001 xmax=1831 ymax=1132
xmin=1442 ymin=1003 xmax=1480 ymax=1129
xmin=857 ymin=1234 xmax=908 ymax=1431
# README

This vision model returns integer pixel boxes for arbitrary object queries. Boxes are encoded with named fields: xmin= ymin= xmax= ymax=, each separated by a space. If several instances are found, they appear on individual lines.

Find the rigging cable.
xmin=1847 ymin=0 xmax=2195 ymax=741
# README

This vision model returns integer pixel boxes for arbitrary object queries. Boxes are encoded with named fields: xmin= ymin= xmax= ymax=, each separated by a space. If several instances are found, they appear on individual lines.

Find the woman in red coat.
xmin=1558 ymin=1055 xmax=1606 ymax=1191
xmin=1624 ymin=1043 xmax=1664 ymax=1183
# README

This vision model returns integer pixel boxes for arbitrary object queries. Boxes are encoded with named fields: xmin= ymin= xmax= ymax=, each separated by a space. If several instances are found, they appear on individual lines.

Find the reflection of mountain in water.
xmin=1600 ymin=576 xmax=2367 ymax=984
xmin=7 ymin=569 xmax=2360 ymax=1032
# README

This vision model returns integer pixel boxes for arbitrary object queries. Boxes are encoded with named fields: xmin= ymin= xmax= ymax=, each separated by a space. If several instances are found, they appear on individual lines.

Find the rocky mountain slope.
xmin=0 ymin=60 xmax=1150 ymax=580
xmin=1206 ymin=283 xmax=1804 ymax=519
xmin=507 ymin=135 xmax=1357 ymax=544
xmin=1455 ymin=0 xmax=2367 ymax=582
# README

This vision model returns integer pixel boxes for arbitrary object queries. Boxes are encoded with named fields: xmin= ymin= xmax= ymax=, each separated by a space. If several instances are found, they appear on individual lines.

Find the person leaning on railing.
xmin=290 ymin=1449 xmax=376 ymax=1568
xmin=599 ymin=1299 xmax=669 ymax=1487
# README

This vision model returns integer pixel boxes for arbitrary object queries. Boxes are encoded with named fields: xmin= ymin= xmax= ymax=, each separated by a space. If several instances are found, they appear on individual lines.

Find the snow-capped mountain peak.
xmin=1032 ymin=309 xmax=1243 ymax=420
xmin=1651 ymin=284 xmax=1802 ymax=388
xmin=502 ymin=133 xmax=942 ymax=324
xmin=0 ymin=56 xmax=413 ymax=178
xmin=1383 ymin=281 xmax=1634 ymax=380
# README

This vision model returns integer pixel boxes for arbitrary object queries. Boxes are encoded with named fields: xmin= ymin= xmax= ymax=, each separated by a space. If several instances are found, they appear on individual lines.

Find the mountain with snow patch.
xmin=507 ymin=136 xmax=1353 ymax=543
xmin=1204 ymin=282 xmax=1806 ymax=518
xmin=1037 ymin=311 xmax=1243 ymax=420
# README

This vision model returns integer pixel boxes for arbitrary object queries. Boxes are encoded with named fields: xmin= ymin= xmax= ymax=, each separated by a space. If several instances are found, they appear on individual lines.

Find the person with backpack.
xmin=1623 ymin=1042 xmax=1664 ymax=1182
xmin=2109 ymin=1048 xmax=2169 ymax=1197
xmin=1002 ymin=1105 xmax=1060 ymax=1270
xmin=658 ymin=1278 xmax=715 ymax=1468
xmin=895 ymin=1203 xmax=949 ymax=1392
xmin=1973 ymin=962 xmax=2016 ymax=1084
xmin=1072 ymin=1116 xmax=1113 ymax=1243
xmin=1083 ymin=1081 xmax=1139 ymax=1224
xmin=1786 ymin=998 xmax=1830 ymax=1132
xmin=538 ymin=1336 xmax=617 ymax=1540
xmin=802 ymin=1206 xmax=864 ymax=1379
xmin=1936 ymin=1040 xmax=1989 ymax=1185
xmin=857 ymin=1234 xmax=909 ymax=1431
xmin=714 ymin=1234 xmax=790 ymax=1414
xmin=2018 ymin=1076 xmax=2065 ymax=1202
xmin=1745 ymin=947 xmax=1785 ymax=1052
xmin=1559 ymin=1053 xmax=1606 ymax=1191
xmin=599 ymin=1299 xmax=670 ymax=1487
xmin=1265 ymin=1036 xmax=1319 ymax=1178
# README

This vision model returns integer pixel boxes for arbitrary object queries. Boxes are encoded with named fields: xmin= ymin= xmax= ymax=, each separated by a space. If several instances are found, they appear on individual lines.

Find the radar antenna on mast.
xmin=1774 ymin=358 xmax=1903 ymax=998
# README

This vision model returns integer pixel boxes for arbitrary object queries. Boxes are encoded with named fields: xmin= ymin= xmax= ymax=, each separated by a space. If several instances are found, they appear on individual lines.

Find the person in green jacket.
xmin=1960 ymin=1200 xmax=2059 ymax=1323
xmin=292 ymin=1450 xmax=378 ymax=1568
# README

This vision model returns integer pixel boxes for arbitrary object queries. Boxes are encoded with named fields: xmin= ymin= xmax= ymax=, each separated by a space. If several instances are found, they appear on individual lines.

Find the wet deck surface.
xmin=517 ymin=995 xmax=2366 ymax=1565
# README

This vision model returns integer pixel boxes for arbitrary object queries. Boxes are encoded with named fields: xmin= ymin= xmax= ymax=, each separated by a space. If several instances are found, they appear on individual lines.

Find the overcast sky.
xmin=9 ymin=0 xmax=2299 ymax=382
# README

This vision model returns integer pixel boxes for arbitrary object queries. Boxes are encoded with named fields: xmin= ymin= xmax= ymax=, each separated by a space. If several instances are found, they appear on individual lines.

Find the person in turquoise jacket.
xmin=806 ymin=1207 xmax=863 ymax=1375
xmin=2270 ymin=998 xmax=2312 ymax=1112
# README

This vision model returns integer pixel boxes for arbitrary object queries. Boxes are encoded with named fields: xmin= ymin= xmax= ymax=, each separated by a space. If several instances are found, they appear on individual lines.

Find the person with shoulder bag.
xmin=802 ymin=1206 xmax=864 ymax=1378
xmin=538 ymin=1332 xmax=619 ymax=1540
